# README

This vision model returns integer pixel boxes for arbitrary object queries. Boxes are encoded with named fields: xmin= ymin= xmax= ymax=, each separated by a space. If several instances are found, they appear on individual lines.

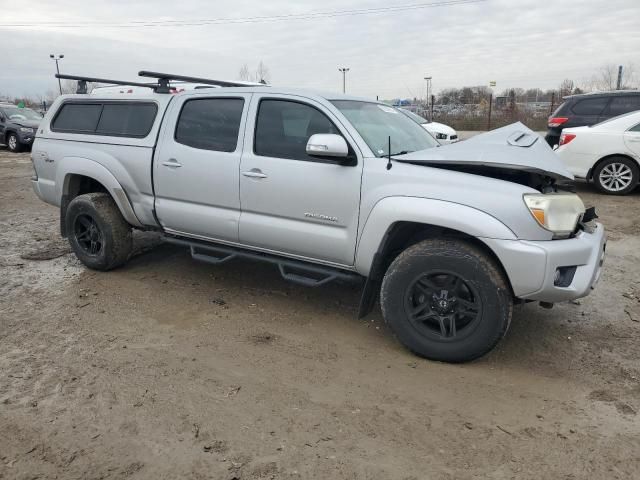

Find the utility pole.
xmin=50 ymin=54 xmax=64 ymax=95
xmin=338 ymin=67 xmax=350 ymax=94
xmin=616 ymin=65 xmax=623 ymax=90
xmin=424 ymin=76 xmax=432 ymax=120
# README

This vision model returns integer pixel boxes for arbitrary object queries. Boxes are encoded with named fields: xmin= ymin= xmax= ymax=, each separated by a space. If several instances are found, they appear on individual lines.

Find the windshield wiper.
xmin=388 ymin=150 xmax=413 ymax=156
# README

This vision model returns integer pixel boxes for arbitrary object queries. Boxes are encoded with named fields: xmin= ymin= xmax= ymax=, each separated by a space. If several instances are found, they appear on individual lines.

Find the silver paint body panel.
xmin=31 ymin=88 xmax=605 ymax=303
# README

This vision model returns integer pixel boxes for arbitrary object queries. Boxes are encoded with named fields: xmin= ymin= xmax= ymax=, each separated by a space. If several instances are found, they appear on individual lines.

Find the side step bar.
xmin=164 ymin=236 xmax=362 ymax=288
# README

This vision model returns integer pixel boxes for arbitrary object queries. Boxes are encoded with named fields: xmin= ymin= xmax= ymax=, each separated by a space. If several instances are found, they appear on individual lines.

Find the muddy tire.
xmin=380 ymin=239 xmax=513 ymax=363
xmin=65 ymin=193 xmax=132 ymax=271
xmin=592 ymin=156 xmax=639 ymax=195
xmin=7 ymin=133 xmax=22 ymax=152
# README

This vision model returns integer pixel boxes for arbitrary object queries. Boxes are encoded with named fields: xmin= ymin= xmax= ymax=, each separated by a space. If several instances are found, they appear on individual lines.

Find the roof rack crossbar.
xmin=138 ymin=70 xmax=249 ymax=89
xmin=56 ymin=74 xmax=157 ymax=94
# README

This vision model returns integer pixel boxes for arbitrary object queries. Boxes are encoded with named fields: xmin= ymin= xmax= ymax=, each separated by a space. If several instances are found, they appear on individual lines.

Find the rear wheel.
xmin=380 ymin=239 xmax=512 ymax=363
xmin=65 ymin=193 xmax=132 ymax=270
xmin=593 ymin=156 xmax=639 ymax=195
xmin=7 ymin=133 xmax=21 ymax=152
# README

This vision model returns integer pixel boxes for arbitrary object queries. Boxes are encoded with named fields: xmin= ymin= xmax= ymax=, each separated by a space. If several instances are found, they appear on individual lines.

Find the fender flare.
xmin=57 ymin=157 xmax=143 ymax=228
xmin=355 ymin=196 xmax=517 ymax=276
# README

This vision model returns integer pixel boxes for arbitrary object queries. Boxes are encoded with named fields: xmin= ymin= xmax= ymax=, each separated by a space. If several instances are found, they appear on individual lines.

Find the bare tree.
xmin=559 ymin=79 xmax=574 ymax=98
xmin=585 ymin=64 xmax=638 ymax=91
xmin=238 ymin=64 xmax=251 ymax=81
xmin=237 ymin=61 xmax=271 ymax=84
xmin=254 ymin=61 xmax=270 ymax=84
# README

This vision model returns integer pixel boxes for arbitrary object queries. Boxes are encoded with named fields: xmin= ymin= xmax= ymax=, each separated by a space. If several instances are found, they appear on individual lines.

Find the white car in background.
xmin=398 ymin=108 xmax=459 ymax=144
xmin=556 ymin=111 xmax=640 ymax=195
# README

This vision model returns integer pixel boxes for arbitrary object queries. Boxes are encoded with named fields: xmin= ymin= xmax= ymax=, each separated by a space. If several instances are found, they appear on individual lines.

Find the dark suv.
xmin=0 ymin=103 xmax=43 ymax=152
xmin=545 ymin=91 xmax=640 ymax=146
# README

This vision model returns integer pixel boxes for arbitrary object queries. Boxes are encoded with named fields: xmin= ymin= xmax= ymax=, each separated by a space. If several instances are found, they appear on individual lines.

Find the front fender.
xmin=355 ymin=196 xmax=517 ymax=276
xmin=57 ymin=157 xmax=143 ymax=228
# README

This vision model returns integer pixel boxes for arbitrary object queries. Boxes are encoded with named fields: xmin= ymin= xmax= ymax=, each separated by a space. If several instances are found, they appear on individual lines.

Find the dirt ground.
xmin=1 ymin=148 xmax=639 ymax=480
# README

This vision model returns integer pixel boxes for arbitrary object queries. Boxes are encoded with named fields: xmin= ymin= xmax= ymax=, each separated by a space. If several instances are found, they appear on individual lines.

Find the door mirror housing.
xmin=306 ymin=134 xmax=348 ymax=158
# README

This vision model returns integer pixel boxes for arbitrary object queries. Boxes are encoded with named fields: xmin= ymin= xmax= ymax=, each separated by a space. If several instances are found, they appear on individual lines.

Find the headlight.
xmin=19 ymin=127 xmax=34 ymax=133
xmin=435 ymin=133 xmax=448 ymax=140
xmin=523 ymin=193 xmax=585 ymax=238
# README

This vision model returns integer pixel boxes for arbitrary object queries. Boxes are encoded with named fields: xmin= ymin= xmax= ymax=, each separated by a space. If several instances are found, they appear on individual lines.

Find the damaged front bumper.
xmin=484 ymin=222 xmax=606 ymax=303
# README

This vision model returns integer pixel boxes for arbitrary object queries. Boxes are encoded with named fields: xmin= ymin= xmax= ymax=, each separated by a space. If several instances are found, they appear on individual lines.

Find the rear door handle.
xmin=242 ymin=169 xmax=267 ymax=179
xmin=162 ymin=158 xmax=182 ymax=168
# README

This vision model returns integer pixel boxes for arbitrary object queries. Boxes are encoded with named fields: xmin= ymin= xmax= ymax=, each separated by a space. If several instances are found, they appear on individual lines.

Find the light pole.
xmin=424 ymin=76 xmax=432 ymax=120
xmin=50 ymin=54 xmax=64 ymax=95
xmin=338 ymin=67 xmax=350 ymax=94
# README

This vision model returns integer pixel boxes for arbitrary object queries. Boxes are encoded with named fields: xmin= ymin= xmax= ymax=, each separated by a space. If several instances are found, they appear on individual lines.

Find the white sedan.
xmin=556 ymin=110 xmax=640 ymax=195
xmin=398 ymin=109 xmax=459 ymax=144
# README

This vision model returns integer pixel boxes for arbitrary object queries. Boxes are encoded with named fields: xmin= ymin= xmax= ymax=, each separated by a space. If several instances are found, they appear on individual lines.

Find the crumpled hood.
xmin=394 ymin=122 xmax=573 ymax=181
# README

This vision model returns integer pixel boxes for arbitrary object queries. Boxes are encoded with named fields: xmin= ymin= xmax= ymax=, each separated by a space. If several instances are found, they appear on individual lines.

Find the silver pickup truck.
xmin=30 ymin=71 xmax=606 ymax=363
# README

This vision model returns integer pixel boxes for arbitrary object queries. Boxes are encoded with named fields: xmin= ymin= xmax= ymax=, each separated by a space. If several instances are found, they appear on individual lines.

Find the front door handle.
xmin=162 ymin=158 xmax=182 ymax=168
xmin=242 ymin=168 xmax=267 ymax=179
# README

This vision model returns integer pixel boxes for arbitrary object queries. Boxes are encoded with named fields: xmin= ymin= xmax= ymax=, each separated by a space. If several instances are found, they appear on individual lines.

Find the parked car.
xmin=545 ymin=91 xmax=640 ymax=147
xmin=398 ymin=108 xmax=459 ymax=144
xmin=0 ymin=103 xmax=43 ymax=152
xmin=556 ymin=111 xmax=640 ymax=195
xmin=30 ymin=71 xmax=605 ymax=363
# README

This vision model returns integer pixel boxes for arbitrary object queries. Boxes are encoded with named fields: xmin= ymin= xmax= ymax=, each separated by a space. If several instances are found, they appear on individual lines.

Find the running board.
xmin=164 ymin=236 xmax=361 ymax=288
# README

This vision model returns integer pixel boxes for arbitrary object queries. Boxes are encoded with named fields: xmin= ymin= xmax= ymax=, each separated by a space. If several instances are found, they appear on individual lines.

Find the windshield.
xmin=331 ymin=100 xmax=439 ymax=157
xmin=399 ymin=108 xmax=429 ymax=125
xmin=0 ymin=106 xmax=43 ymax=121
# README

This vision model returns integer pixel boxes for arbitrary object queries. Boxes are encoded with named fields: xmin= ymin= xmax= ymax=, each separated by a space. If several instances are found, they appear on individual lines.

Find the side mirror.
xmin=306 ymin=134 xmax=348 ymax=158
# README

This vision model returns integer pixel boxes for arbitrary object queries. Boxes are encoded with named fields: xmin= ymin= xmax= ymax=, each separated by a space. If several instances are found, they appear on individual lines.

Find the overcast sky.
xmin=2 ymin=0 xmax=639 ymax=99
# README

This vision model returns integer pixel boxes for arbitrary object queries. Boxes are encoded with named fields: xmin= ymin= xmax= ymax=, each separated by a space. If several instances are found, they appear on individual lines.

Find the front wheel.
xmin=7 ymin=133 xmax=22 ymax=152
xmin=592 ymin=156 xmax=639 ymax=195
xmin=380 ymin=239 xmax=513 ymax=363
xmin=65 ymin=193 xmax=133 ymax=271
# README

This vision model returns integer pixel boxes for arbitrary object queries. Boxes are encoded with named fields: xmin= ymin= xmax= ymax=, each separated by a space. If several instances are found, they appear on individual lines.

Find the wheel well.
xmin=588 ymin=154 xmax=639 ymax=180
xmin=373 ymin=221 xmax=513 ymax=293
xmin=60 ymin=174 xmax=110 ymax=236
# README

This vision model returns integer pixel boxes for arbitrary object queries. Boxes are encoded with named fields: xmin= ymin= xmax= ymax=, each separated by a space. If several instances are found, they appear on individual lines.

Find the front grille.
xmin=449 ymin=135 xmax=458 ymax=140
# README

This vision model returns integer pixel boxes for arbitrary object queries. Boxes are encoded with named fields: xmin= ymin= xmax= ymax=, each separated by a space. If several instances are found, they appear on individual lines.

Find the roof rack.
xmin=138 ymin=70 xmax=251 ymax=92
xmin=55 ymin=74 xmax=156 ymax=94
xmin=56 ymin=70 xmax=264 ymax=94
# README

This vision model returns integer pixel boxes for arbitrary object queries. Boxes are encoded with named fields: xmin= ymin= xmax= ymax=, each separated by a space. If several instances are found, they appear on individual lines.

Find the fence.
xmin=433 ymin=110 xmax=549 ymax=132
xmin=407 ymin=98 xmax=557 ymax=132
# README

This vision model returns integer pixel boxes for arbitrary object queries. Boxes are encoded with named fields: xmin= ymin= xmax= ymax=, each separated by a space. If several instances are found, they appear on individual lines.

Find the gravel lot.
xmin=1 ymin=148 xmax=639 ymax=479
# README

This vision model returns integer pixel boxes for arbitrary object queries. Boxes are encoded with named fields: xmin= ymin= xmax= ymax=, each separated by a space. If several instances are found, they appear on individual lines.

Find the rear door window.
xmin=175 ymin=98 xmax=245 ymax=152
xmin=607 ymin=96 xmax=640 ymax=116
xmin=570 ymin=97 xmax=608 ymax=116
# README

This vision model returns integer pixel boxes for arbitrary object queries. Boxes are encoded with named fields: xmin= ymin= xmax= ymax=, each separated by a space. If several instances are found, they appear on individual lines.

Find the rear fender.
xmin=58 ymin=157 xmax=143 ymax=228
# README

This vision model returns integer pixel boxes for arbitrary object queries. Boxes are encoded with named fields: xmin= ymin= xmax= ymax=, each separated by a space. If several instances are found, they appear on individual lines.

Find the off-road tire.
xmin=7 ymin=133 xmax=22 ymax=152
xmin=380 ymin=239 xmax=513 ymax=363
xmin=65 ymin=193 xmax=132 ymax=271
xmin=592 ymin=156 xmax=639 ymax=196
